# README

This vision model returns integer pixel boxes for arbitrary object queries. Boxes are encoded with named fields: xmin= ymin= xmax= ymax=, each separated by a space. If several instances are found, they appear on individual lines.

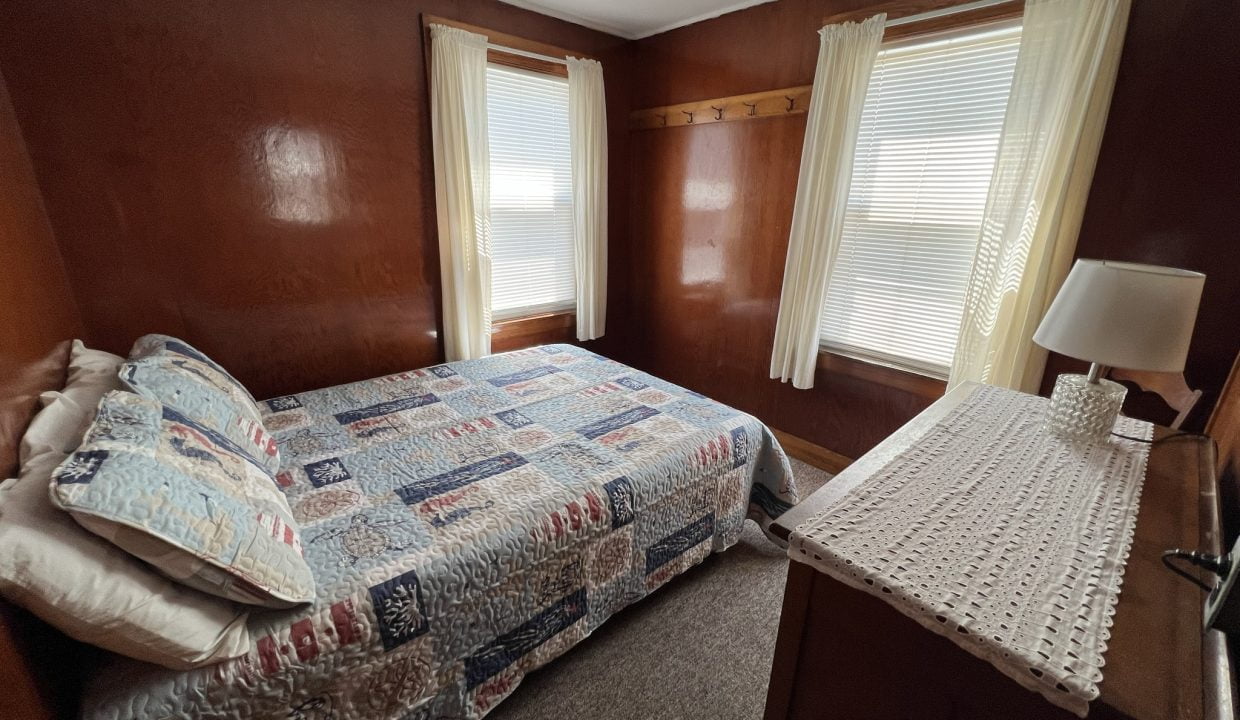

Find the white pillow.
xmin=19 ymin=391 xmax=89 ymax=464
xmin=0 ymin=343 xmax=252 ymax=669
xmin=20 ymin=340 xmax=124 ymax=464
xmin=64 ymin=338 xmax=124 ymax=397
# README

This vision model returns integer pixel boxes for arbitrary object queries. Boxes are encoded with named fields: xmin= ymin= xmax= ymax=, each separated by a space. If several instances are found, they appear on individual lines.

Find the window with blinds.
xmin=487 ymin=64 xmax=576 ymax=321
xmin=819 ymin=21 xmax=1022 ymax=378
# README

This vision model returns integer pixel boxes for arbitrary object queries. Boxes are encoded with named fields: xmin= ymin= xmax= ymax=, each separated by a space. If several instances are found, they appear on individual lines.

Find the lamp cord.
xmin=1161 ymin=549 xmax=1226 ymax=593
xmin=1110 ymin=430 xmax=1211 ymax=444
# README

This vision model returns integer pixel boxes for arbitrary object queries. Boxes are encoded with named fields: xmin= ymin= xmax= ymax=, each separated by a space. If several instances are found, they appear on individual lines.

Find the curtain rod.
xmin=487 ymin=43 xmax=569 ymax=66
xmin=885 ymin=0 xmax=1014 ymax=28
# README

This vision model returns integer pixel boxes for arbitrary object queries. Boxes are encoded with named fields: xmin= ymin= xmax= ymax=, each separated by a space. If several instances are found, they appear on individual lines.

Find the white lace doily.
xmin=790 ymin=385 xmax=1153 ymax=717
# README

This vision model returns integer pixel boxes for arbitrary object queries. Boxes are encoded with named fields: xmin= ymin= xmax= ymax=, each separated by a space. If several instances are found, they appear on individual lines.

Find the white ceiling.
xmin=497 ymin=0 xmax=776 ymax=40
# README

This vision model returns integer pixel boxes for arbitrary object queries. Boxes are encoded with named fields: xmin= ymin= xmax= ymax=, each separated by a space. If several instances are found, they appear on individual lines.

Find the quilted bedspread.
xmin=83 ymin=344 xmax=796 ymax=720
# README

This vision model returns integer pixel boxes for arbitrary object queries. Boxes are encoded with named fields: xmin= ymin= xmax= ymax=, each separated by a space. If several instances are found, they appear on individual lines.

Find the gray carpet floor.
xmin=489 ymin=458 xmax=834 ymax=720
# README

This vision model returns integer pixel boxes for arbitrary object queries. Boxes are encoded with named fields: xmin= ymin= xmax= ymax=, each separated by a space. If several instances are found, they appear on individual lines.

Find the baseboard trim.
xmin=771 ymin=429 xmax=853 ymax=475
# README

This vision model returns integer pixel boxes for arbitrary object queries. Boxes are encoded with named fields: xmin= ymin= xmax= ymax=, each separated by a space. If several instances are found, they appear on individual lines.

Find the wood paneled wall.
xmin=0 ymin=0 xmax=630 ymax=401
xmin=622 ymin=0 xmax=1240 ymax=458
xmin=0 ymin=69 xmax=82 ymax=479
xmin=0 ymin=0 xmax=1235 ymax=462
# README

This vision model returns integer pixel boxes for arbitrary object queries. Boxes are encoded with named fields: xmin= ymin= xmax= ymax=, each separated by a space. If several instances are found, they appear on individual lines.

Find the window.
xmin=486 ymin=64 xmax=575 ymax=320
xmin=819 ymin=22 xmax=1022 ymax=378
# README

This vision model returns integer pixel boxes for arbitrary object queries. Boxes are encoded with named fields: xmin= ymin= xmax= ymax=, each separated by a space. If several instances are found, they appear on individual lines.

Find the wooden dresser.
xmin=764 ymin=383 xmax=1236 ymax=720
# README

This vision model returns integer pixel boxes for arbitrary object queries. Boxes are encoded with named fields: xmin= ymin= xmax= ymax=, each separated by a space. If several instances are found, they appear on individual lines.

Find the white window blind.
xmin=819 ymin=22 xmax=1022 ymax=378
xmin=486 ymin=64 xmax=576 ymax=320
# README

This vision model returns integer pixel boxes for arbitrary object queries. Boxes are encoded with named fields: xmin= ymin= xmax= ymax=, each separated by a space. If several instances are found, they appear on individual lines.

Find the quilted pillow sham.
xmin=50 ymin=390 xmax=316 ymax=608
xmin=121 ymin=334 xmax=280 ymax=475
xmin=0 ymin=388 xmax=250 ymax=669
xmin=130 ymin=334 xmax=257 ymax=402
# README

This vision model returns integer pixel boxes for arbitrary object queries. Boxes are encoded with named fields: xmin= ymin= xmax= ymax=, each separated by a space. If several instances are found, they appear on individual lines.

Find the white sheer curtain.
xmin=949 ymin=0 xmax=1131 ymax=391
xmin=430 ymin=24 xmax=492 ymax=361
xmin=567 ymin=57 xmax=608 ymax=341
xmin=770 ymin=14 xmax=886 ymax=389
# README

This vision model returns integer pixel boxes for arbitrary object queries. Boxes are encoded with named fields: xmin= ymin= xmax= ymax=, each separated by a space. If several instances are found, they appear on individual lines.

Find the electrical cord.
xmin=1125 ymin=432 xmax=1225 ymax=593
xmin=1161 ymin=549 xmax=1226 ymax=592
xmin=1110 ymin=429 xmax=1211 ymax=444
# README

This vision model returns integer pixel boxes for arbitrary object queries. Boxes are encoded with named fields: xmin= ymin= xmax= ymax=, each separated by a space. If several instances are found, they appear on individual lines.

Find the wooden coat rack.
xmin=630 ymin=85 xmax=812 ymax=130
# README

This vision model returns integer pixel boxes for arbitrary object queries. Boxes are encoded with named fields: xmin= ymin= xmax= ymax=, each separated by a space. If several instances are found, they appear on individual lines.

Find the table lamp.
xmin=1032 ymin=259 xmax=1205 ymax=442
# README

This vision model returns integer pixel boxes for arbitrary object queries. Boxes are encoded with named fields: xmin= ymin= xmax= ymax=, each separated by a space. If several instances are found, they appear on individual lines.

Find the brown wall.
xmin=0 ymin=0 xmax=631 ymax=401
xmin=621 ymin=0 xmax=1240 ymax=458
xmin=1 ymin=0 xmax=1236 ymax=461
xmin=0 ymin=69 xmax=82 ymax=478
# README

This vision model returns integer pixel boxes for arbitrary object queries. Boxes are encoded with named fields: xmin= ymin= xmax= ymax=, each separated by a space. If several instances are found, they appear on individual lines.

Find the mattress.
xmin=82 ymin=344 xmax=797 ymax=720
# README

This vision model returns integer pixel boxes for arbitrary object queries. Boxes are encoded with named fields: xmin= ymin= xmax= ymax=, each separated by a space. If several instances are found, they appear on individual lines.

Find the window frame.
xmin=815 ymin=15 xmax=1024 ymax=385
xmin=421 ymin=15 xmax=591 ymax=340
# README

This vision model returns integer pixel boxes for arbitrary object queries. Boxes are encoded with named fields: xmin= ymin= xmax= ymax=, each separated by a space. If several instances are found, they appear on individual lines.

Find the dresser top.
xmin=773 ymin=382 xmax=1229 ymax=720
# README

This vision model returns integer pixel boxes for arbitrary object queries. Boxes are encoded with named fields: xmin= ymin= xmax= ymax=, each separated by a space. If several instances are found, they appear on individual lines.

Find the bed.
xmin=76 ymin=343 xmax=797 ymax=719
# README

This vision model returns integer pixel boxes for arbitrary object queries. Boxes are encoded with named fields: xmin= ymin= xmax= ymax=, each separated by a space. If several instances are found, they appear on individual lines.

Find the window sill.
xmin=816 ymin=349 xmax=947 ymax=400
xmin=491 ymin=311 xmax=575 ymax=353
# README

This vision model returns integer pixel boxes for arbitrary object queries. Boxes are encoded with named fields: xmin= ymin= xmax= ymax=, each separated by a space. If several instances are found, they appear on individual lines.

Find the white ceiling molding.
xmin=497 ymin=0 xmax=776 ymax=40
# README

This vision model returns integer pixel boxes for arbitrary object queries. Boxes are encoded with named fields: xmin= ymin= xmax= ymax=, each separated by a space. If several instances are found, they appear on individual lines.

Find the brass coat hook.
xmin=711 ymin=105 xmax=724 ymax=121
xmin=743 ymin=102 xmax=757 ymax=116
xmin=785 ymin=95 xmax=795 ymax=111
xmin=682 ymin=109 xmax=695 ymax=124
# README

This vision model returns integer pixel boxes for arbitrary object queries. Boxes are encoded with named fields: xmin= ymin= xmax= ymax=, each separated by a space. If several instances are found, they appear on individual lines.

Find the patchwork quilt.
xmin=83 ymin=345 xmax=796 ymax=720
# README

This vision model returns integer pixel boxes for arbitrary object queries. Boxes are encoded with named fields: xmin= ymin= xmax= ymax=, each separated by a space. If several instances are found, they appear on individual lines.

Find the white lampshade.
xmin=1033 ymin=260 xmax=1204 ymax=372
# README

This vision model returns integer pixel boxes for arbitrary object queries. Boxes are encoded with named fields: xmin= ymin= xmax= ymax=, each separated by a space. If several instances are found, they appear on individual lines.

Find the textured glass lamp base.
xmin=1044 ymin=374 xmax=1127 ymax=443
